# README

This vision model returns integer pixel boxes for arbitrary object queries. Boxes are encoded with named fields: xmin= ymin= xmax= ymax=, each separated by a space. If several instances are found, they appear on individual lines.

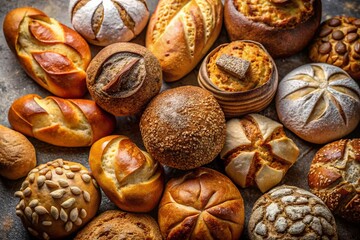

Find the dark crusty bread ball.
xmin=140 ymin=86 xmax=226 ymax=170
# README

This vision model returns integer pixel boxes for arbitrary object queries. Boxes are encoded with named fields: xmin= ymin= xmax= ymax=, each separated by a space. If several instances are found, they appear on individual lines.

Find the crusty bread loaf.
xmin=308 ymin=139 xmax=360 ymax=222
xmin=158 ymin=167 xmax=245 ymax=240
xmin=276 ymin=63 xmax=360 ymax=144
xmin=0 ymin=125 xmax=36 ymax=180
xmin=8 ymin=94 xmax=116 ymax=147
xmin=74 ymin=210 xmax=162 ymax=240
xmin=86 ymin=42 xmax=162 ymax=116
xmin=14 ymin=159 xmax=101 ymax=239
xmin=89 ymin=135 xmax=164 ymax=212
xmin=146 ymin=0 xmax=223 ymax=82
xmin=3 ymin=7 xmax=91 ymax=98
xmin=221 ymin=114 xmax=299 ymax=192
xmin=70 ymin=0 xmax=149 ymax=46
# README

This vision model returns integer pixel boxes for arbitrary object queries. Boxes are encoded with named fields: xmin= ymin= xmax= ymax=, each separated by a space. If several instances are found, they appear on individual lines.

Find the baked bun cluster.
xmin=86 ymin=42 xmax=162 ymax=116
xmin=224 ymin=0 xmax=322 ymax=57
xmin=14 ymin=159 xmax=101 ymax=240
xmin=70 ymin=0 xmax=149 ymax=46
xmin=221 ymin=114 xmax=299 ymax=192
xmin=140 ymin=86 xmax=226 ymax=170
xmin=276 ymin=63 xmax=360 ymax=144
xmin=308 ymin=139 xmax=360 ymax=222
xmin=248 ymin=185 xmax=338 ymax=240
xmin=158 ymin=168 xmax=245 ymax=240
xmin=89 ymin=135 xmax=164 ymax=212
xmin=309 ymin=16 xmax=360 ymax=81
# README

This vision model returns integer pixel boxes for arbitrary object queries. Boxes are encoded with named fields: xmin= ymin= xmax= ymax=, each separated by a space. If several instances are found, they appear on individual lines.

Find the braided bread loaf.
xmin=89 ymin=135 xmax=164 ymax=212
xmin=8 ymin=94 xmax=116 ymax=147
xmin=146 ymin=0 xmax=223 ymax=82
xmin=3 ymin=7 xmax=91 ymax=98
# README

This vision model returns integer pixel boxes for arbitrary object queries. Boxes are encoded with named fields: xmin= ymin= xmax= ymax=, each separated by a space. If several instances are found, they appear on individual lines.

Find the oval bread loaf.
xmin=146 ymin=0 xmax=223 ymax=82
xmin=3 ymin=7 xmax=91 ymax=98
xmin=8 ymin=94 xmax=116 ymax=147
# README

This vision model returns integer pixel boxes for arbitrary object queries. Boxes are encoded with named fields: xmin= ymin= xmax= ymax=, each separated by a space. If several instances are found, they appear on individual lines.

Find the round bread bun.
xmin=140 ymin=86 xmax=226 ymax=170
xmin=0 ymin=125 xmax=36 ymax=180
xmin=74 ymin=210 xmax=162 ymax=240
xmin=86 ymin=42 xmax=162 ymax=116
xmin=158 ymin=167 xmax=245 ymax=239
xmin=14 ymin=159 xmax=101 ymax=240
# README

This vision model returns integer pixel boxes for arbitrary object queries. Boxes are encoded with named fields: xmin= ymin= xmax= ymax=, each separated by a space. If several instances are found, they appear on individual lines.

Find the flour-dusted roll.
xmin=3 ymin=7 xmax=91 ymax=98
xmin=69 ymin=0 xmax=149 ymax=46
xmin=146 ymin=0 xmax=223 ymax=82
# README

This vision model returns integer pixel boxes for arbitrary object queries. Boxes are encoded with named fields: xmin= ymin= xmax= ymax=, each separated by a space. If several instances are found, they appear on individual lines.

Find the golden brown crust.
xmin=308 ymin=139 xmax=360 ymax=222
xmin=140 ymin=86 xmax=226 ymax=170
xmin=0 ymin=125 xmax=36 ymax=180
xmin=224 ymin=0 xmax=322 ymax=57
xmin=3 ymin=7 xmax=91 ymax=98
xmin=14 ymin=159 xmax=101 ymax=239
xmin=146 ymin=0 xmax=223 ymax=82
xmin=86 ymin=42 xmax=162 ymax=116
xmin=158 ymin=167 xmax=245 ymax=240
xmin=89 ymin=135 xmax=164 ymax=212
xmin=8 ymin=94 xmax=116 ymax=147
xmin=74 ymin=210 xmax=162 ymax=240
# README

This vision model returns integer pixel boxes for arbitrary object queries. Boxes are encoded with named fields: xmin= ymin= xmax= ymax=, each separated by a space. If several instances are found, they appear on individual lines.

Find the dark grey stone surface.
xmin=0 ymin=0 xmax=359 ymax=239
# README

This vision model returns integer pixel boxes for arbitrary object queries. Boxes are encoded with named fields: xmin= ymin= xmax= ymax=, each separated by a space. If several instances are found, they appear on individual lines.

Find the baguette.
xmin=3 ymin=7 xmax=91 ymax=98
xmin=8 ymin=94 xmax=116 ymax=147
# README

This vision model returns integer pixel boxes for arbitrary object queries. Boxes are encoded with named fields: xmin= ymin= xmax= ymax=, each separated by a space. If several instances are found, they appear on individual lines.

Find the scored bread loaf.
xmin=3 ymin=7 xmax=91 ymax=98
xmin=146 ymin=0 xmax=223 ymax=82
xmin=89 ymin=135 xmax=164 ymax=212
xmin=8 ymin=94 xmax=116 ymax=147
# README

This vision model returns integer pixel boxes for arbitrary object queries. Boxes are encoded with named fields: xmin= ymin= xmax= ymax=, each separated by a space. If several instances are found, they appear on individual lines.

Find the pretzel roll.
xmin=8 ymin=94 xmax=116 ymax=147
xmin=3 ymin=7 xmax=91 ymax=98
xmin=89 ymin=135 xmax=164 ymax=212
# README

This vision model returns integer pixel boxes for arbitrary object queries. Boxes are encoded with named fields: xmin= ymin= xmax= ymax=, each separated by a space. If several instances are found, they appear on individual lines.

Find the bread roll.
xmin=146 ymin=0 xmax=223 ymax=82
xmin=158 ymin=167 xmax=245 ymax=240
xmin=70 ymin=0 xmax=149 ymax=46
xmin=140 ymin=86 xmax=226 ymax=170
xmin=89 ymin=135 xmax=164 ymax=212
xmin=74 ymin=210 xmax=162 ymax=240
xmin=276 ymin=63 xmax=360 ymax=144
xmin=86 ymin=42 xmax=162 ymax=116
xmin=3 ymin=7 xmax=91 ymax=98
xmin=8 ymin=94 xmax=116 ymax=147
xmin=308 ymin=139 xmax=360 ymax=222
xmin=224 ymin=0 xmax=321 ymax=58
xmin=309 ymin=16 xmax=360 ymax=81
xmin=220 ymin=114 xmax=299 ymax=192
xmin=0 ymin=125 xmax=36 ymax=180
xmin=14 ymin=159 xmax=101 ymax=239
xmin=248 ymin=185 xmax=338 ymax=240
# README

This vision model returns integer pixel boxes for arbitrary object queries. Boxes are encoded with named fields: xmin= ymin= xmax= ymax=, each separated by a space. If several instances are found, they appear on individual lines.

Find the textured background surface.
xmin=0 ymin=0 xmax=359 ymax=239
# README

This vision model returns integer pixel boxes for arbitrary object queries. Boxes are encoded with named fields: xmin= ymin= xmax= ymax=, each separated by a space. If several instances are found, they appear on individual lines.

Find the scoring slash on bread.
xmin=14 ymin=159 xmax=101 ymax=240
xmin=3 ymin=7 xmax=91 ymax=98
xmin=8 ymin=94 xmax=116 ymax=147
xmin=146 ymin=0 xmax=223 ymax=82
xmin=158 ymin=167 xmax=245 ymax=240
xmin=69 ymin=0 xmax=149 ymax=46
xmin=220 ymin=114 xmax=299 ymax=192
xmin=89 ymin=135 xmax=164 ymax=212
xmin=0 ymin=125 xmax=36 ymax=180
xmin=308 ymin=139 xmax=360 ymax=222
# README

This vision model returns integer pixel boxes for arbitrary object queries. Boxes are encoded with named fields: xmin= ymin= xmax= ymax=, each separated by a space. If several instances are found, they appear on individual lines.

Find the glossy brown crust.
xmin=3 ymin=7 xmax=91 ymax=98
xmin=158 ymin=168 xmax=245 ymax=240
xmin=86 ymin=42 xmax=162 ymax=116
xmin=224 ymin=0 xmax=322 ymax=58
xmin=0 ymin=125 xmax=36 ymax=180
xmin=8 ymin=94 xmax=116 ymax=147
xmin=89 ymin=135 xmax=164 ymax=212
xmin=308 ymin=139 xmax=360 ymax=222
